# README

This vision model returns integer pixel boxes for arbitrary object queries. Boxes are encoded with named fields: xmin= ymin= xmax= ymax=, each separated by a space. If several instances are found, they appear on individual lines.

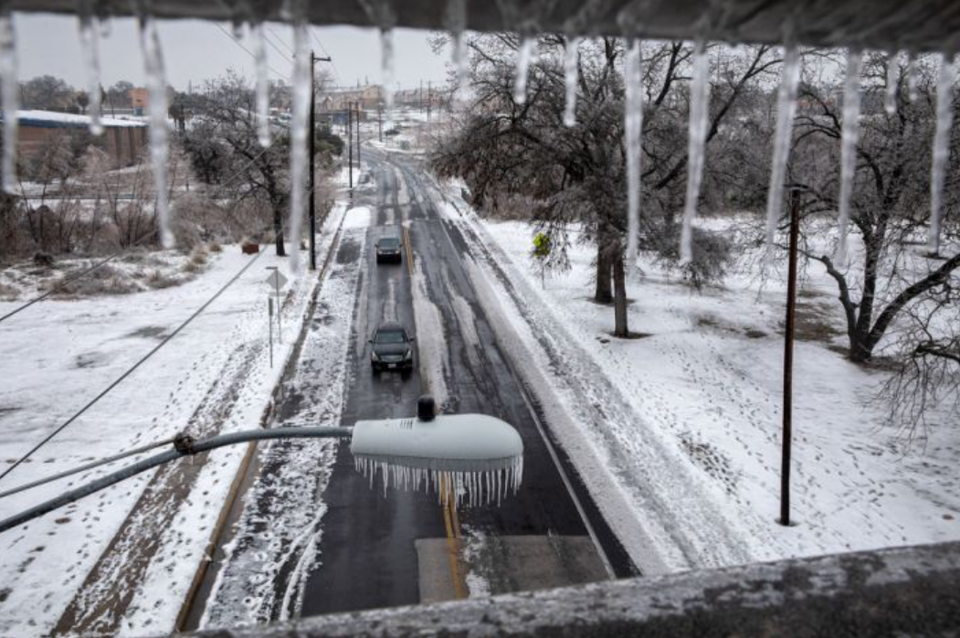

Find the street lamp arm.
xmin=0 ymin=427 xmax=353 ymax=535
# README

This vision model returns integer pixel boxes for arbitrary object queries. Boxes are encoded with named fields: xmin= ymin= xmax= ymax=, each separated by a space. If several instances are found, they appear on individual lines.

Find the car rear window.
xmin=375 ymin=329 xmax=406 ymax=344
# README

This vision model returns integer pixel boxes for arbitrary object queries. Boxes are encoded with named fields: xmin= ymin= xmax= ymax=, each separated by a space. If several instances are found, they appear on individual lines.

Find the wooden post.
xmin=780 ymin=189 xmax=801 ymax=526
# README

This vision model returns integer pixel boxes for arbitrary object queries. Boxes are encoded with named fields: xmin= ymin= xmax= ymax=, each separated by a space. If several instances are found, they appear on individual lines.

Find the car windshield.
xmin=375 ymin=329 xmax=406 ymax=344
xmin=379 ymin=238 xmax=400 ymax=247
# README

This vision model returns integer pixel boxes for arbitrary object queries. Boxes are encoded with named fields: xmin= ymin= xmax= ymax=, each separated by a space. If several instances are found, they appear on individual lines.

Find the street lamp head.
xmin=350 ymin=410 xmax=523 ymax=508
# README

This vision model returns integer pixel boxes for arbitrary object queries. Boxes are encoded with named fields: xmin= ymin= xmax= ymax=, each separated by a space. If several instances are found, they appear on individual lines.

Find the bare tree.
xmin=790 ymin=52 xmax=960 ymax=364
xmin=20 ymin=75 xmax=76 ymax=110
xmin=181 ymin=72 xmax=291 ymax=256
xmin=432 ymin=36 xmax=778 ymax=337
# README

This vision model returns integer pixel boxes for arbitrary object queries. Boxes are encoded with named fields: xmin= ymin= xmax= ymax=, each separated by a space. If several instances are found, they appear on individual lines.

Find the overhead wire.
xmin=0 ymin=247 xmax=266 ymax=484
xmin=265 ymin=25 xmax=295 ymax=56
xmin=213 ymin=22 xmax=288 ymax=79
xmin=260 ymin=27 xmax=294 ymax=64
xmin=0 ymin=435 xmax=176 ymax=499
xmin=309 ymin=27 xmax=344 ymax=89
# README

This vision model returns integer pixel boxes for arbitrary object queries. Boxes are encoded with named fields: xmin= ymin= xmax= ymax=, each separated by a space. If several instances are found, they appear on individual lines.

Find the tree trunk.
xmin=274 ymin=209 xmax=286 ymax=257
xmin=595 ymin=244 xmax=613 ymax=304
xmin=848 ymin=331 xmax=872 ymax=363
xmin=613 ymin=254 xmax=629 ymax=338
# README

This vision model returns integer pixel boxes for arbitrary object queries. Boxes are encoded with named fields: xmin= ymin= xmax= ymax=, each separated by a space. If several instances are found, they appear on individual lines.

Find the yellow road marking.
xmin=403 ymin=225 xmax=414 ymax=277
xmin=440 ymin=473 xmax=467 ymax=599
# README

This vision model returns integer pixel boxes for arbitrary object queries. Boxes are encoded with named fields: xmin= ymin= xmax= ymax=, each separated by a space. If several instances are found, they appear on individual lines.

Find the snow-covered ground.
xmin=0 ymin=204 xmax=347 ymax=637
xmin=440 ymin=198 xmax=959 ymax=572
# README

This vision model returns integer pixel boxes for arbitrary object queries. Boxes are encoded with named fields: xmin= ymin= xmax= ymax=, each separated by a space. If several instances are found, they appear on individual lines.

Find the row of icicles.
xmin=0 ymin=5 xmax=953 ymax=267
xmin=354 ymin=455 xmax=524 ymax=508
xmin=611 ymin=43 xmax=955 ymax=266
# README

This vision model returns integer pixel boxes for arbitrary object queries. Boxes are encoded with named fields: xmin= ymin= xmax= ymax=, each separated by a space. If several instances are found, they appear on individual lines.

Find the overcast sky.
xmin=15 ymin=13 xmax=451 ymax=92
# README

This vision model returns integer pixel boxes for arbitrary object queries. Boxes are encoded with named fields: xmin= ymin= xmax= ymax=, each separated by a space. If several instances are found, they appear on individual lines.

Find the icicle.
xmin=679 ymin=40 xmax=711 ymax=264
xmin=78 ymin=13 xmax=104 ymax=136
xmin=99 ymin=17 xmax=111 ymax=38
xmin=906 ymin=52 xmax=919 ymax=102
xmin=357 ymin=0 xmax=396 ymax=106
xmin=445 ymin=0 xmax=469 ymax=95
xmin=763 ymin=45 xmax=801 ymax=264
xmin=252 ymin=23 xmax=271 ymax=147
xmin=624 ymin=38 xmax=644 ymax=268
xmin=286 ymin=17 xmax=311 ymax=273
xmin=885 ymin=51 xmax=900 ymax=116
xmin=928 ymin=53 xmax=955 ymax=256
xmin=835 ymin=49 xmax=863 ymax=265
xmin=0 ymin=12 xmax=18 ymax=193
xmin=380 ymin=28 xmax=395 ymax=110
xmin=138 ymin=16 xmax=174 ymax=248
xmin=563 ymin=36 xmax=581 ymax=127
xmin=513 ymin=36 xmax=535 ymax=105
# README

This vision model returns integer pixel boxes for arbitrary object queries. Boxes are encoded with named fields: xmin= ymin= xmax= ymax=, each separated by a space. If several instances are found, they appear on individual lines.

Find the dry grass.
xmin=0 ymin=281 xmax=18 ymax=300
xmin=144 ymin=269 xmax=179 ymax=289
xmin=49 ymin=264 xmax=142 ymax=297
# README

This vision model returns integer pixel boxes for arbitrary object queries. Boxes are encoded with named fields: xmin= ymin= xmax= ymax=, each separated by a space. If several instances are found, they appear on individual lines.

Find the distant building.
xmin=320 ymin=85 xmax=383 ymax=113
xmin=394 ymin=86 xmax=444 ymax=109
xmin=4 ymin=110 xmax=148 ymax=168
xmin=129 ymin=87 xmax=150 ymax=116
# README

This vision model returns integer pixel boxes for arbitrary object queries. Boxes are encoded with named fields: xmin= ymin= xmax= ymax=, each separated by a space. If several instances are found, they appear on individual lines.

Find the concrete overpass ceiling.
xmin=7 ymin=0 xmax=960 ymax=52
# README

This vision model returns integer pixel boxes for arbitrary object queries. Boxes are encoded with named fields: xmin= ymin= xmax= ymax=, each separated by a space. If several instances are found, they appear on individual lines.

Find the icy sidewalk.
xmin=447 ymin=202 xmax=960 ymax=572
xmin=0 ymin=204 xmax=346 ymax=638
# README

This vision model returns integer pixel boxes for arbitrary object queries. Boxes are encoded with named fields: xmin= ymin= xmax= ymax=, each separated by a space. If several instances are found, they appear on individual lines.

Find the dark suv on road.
xmin=370 ymin=322 xmax=415 ymax=373
xmin=376 ymin=236 xmax=403 ymax=264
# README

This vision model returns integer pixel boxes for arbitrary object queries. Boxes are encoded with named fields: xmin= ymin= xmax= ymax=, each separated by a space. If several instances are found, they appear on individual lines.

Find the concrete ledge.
xmin=9 ymin=0 xmax=960 ymax=52
xmin=186 ymin=541 xmax=960 ymax=637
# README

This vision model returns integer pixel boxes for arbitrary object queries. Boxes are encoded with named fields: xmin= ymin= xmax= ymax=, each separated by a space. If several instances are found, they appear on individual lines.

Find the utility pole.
xmin=347 ymin=104 xmax=353 ymax=189
xmin=427 ymin=80 xmax=432 ymax=122
xmin=780 ymin=188 xmax=801 ymax=527
xmin=420 ymin=79 xmax=423 ymax=114
xmin=378 ymin=87 xmax=383 ymax=142
xmin=355 ymin=101 xmax=361 ymax=173
xmin=308 ymin=51 xmax=332 ymax=271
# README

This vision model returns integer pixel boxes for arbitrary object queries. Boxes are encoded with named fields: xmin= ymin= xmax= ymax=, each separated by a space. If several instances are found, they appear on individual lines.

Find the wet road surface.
xmin=300 ymin=150 xmax=636 ymax=616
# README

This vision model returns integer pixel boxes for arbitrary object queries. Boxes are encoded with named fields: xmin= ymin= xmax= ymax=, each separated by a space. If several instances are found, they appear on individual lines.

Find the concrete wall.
xmin=181 ymin=542 xmax=960 ymax=637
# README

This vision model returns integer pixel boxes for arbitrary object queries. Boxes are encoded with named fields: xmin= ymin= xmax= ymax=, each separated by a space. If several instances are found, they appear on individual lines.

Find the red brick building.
xmin=6 ymin=110 xmax=149 ymax=168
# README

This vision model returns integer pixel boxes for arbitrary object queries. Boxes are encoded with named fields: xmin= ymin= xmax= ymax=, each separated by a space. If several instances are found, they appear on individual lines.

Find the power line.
xmin=213 ymin=22 xmax=288 ymax=79
xmin=309 ymin=27 xmax=344 ymax=88
xmin=265 ymin=25 xmax=295 ymax=56
xmin=0 ymin=435 xmax=175 ymax=499
xmin=0 ymin=248 xmax=265 ymax=484
xmin=261 ymin=27 xmax=294 ymax=64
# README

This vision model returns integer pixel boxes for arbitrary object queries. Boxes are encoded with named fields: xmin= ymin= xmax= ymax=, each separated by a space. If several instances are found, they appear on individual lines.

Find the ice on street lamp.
xmin=351 ymin=395 xmax=524 ymax=508
xmin=0 ymin=395 xmax=524 ymax=534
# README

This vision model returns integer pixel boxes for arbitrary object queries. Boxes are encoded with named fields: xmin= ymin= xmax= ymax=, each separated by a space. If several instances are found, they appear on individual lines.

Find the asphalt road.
xmin=299 ymin=150 xmax=636 ymax=617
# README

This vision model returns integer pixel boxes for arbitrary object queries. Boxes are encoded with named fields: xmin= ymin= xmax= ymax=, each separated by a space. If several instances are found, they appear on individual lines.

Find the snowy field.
xmin=0 ymin=205 xmax=346 ymax=637
xmin=445 ymin=201 xmax=959 ymax=571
